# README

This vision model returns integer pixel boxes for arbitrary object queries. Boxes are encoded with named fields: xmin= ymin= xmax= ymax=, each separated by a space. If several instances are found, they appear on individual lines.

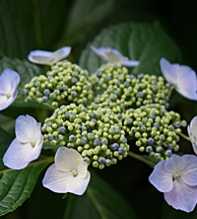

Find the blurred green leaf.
xmin=0 ymin=0 xmax=70 ymax=58
xmin=0 ymin=115 xmax=14 ymax=134
xmin=0 ymin=158 xmax=51 ymax=217
xmin=59 ymin=0 xmax=115 ymax=46
xmin=79 ymin=21 xmax=181 ymax=74
xmin=64 ymin=174 xmax=136 ymax=219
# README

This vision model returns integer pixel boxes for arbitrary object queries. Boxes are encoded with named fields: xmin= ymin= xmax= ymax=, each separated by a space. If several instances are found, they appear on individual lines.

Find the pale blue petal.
xmin=52 ymin=47 xmax=71 ymax=63
xmin=0 ymin=68 xmax=20 ymax=94
xmin=28 ymin=50 xmax=54 ymax=65
xmin=0 ymin=69 xmax=20 ymax=111
xmin=164 ymin=180 xmax=197 ymax=212
xmin=91 ymin=46 xmax=111 ymax=61
xmin=176 ymin=65 xmax=197 ymax=100
xmin=149 ymin=160 xmax=173 ymax=192
xmin=164 ymin=154 xmax=184 ymax=173
xmin=181 ymin=155 xmax=197 ymax=186
xmin=160 ymin=58 xmax=178 ymax=85
xmin=0 ymin=92 xmax=17 ymax=111
xmin=121 ymin=59 xmax=140 ymax=67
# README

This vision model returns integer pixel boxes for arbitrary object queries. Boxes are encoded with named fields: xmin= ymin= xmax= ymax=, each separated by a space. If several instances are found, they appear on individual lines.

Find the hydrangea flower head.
xmin=0 ymin=68 xmax=20 ymax=111
xmin=91 ymin=46 xmax=139 ymax=67
xmin=42 ymin=147 xmax=90 ymax=195
xmin=28 ymin=47 xmax=71 ymax=65
xmin=160 ymin=58 xmax=197 ymax=100
xmin=3 ymin=115 xmax=43 ymax=169
xmin=149 ymin=154 xmax=197 ymax=212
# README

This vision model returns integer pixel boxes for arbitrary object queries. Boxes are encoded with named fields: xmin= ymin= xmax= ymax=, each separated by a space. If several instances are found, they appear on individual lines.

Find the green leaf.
xmin=79 ymin=22 xmax=181 ymax=74
xmin=0 ymin=115 xmax=15 ymax=135
xmin=0 ymin=158 xmax=51 ymax=216
xmin=59 ymin=0 xmax=115 ymax=46
xmin=0 ymin=0 xmax=70 ymax=58
xmin=64 ymin=174 xmax=136 ymax=219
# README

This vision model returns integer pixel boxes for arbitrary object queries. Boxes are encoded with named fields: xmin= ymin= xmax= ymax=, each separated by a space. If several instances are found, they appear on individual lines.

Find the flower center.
xmin=172 ymin=172 xmax=182 ymax=182
xmin=71 ymin=169 xmax=78 ymax=177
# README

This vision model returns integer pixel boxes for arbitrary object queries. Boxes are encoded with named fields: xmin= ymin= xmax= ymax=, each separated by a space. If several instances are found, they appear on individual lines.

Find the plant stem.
xmin=179 ymin=132 xmax=191 ymax=142
xmin=128 ymin=151 xmax=155 ymax=167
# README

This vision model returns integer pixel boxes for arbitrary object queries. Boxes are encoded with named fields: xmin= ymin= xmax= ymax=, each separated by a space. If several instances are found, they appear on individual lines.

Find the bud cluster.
xmin=94 ymin=64 xmax=171 ymax=111
xmin=23 ymin=61 xmax=97 ymax=108
xmin=42 ymin=103 xmax=129 ymax=169
xmin=123 ymin=104 xmax=187 ymax=161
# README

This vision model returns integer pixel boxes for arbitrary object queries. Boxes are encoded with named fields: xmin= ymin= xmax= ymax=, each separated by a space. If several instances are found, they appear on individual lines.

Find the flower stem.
xmin=179 ymin=132 xmax=191 ymax=142
xmin=128 ymin=151 xmax=155 ymax=167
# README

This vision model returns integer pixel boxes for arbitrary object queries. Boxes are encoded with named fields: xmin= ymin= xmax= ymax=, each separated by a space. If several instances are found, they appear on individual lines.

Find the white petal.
xmin=42 ymin=164 xmax=70 ymax=193
xmin=164 ymin=180 xmax=197 ymax=212
xmin=121 ymin=59 xmax=140 ymax=67
xmin=42 ymin=164 xmax=90 ymax=195
xmin=55 ymin=147 xmax=87 ymax=175
xmin=0 ymin=92 xmax=17 ymax=111
xmin=160 ymin=58 xmax=178 ymax=85
xmin=149 ymin=160 xmax=173 ymax=192
xmin=0 ymin=68 xmax=20 ymax=94
xmin=3 ymin=138 xmax=43 ymax=170
xmin=188 ymin=116 xmax=197 ymax=154
xmin=67 ymin=171 xmax=90 ymax=195
xmin=91 ymin=47 xmax=121 ymax=62
xmin=28 ymin=50 xmax=54 ymax=65
xmin=176 ymin=65 xmax=197 ymax=100
xmin=52 ymin=47 xmax=71 ymax=63
xmin=15 ymin=115 xmax=42 ymax=144
xmin=92 ymin=46 xmax=139 ymax=67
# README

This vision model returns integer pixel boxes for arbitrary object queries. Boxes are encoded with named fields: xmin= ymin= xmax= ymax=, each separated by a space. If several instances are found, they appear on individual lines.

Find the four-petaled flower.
xmin=0 ymin=68 xmax=20 ymax=111
xmin=28 ymin=47 xmax=71 ymax=65
xmin=42 ymin=147 xmax=90 ymax=195
xmin=188 ymin=116 xmax=197 ymax=154
xmin=91 ymin=46 xmax=139 ymax=67
xmin=149 ymin=154 xmax=197 ymax=212
xmin=160 ymin=58 xmax=197 ymax=100
xmin=3 ymin=115 xmax=43 ymax=170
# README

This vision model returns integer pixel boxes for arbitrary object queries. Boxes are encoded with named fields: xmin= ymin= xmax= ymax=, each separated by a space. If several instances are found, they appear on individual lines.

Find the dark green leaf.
xmin=59 ymin=0 xmax=115 ymax=46
xmin=79 ymin=22 xmax=181 ymax=75
xmin=0 ymin=0 xmax=69 ymax=58
xmin=0 ymin=158 xmax=51 ymax=216
xmin=64 ymin=174 xmax=136 ymax=219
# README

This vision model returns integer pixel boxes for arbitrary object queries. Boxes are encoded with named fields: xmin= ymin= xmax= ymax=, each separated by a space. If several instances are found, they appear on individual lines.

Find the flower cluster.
xmin=42 ymin=103 xmax=129 ymax=169
xmin=94 ymin=64 xmax=171 ymax=112
xmin=23 ymin=61 xmax=97 ymax=108
xmin=123 ymin=104 xmax=186 ymax=161
xmin=2 ymin=46 xmax=197 ymax=212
